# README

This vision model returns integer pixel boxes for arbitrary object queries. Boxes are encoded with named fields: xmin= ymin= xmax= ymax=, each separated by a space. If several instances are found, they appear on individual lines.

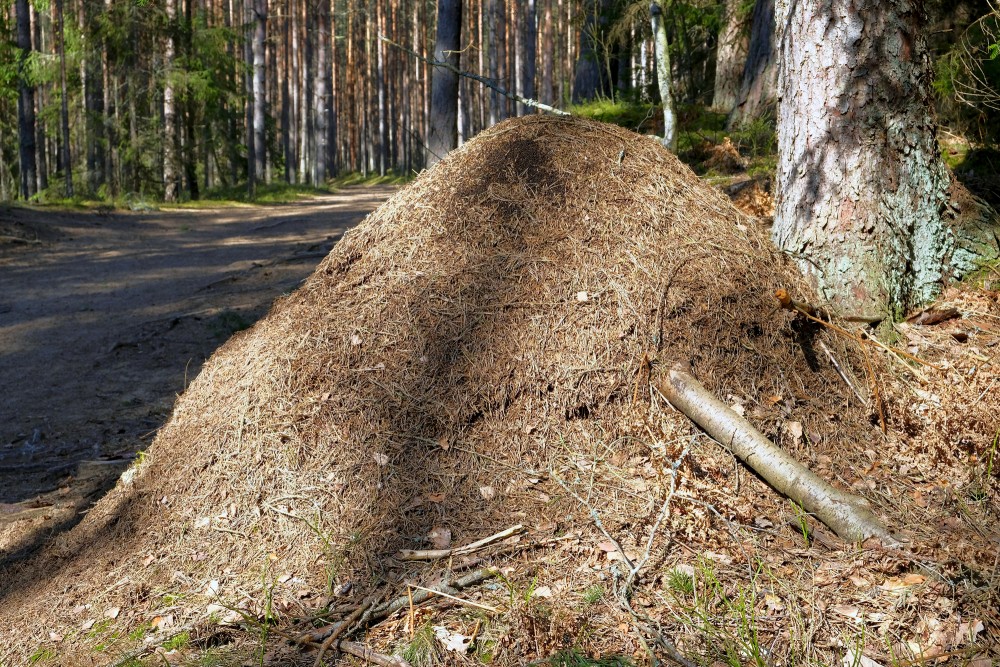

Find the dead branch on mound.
xmin=654 ymin=363 xmax=900 ymax=545
xmin=395 ymin=524 xmax=525 ymax=561
xmin=313 ymin=594 xmax=377 ymax=667
xmin=378 ymin=33 xmax=570 ymax=118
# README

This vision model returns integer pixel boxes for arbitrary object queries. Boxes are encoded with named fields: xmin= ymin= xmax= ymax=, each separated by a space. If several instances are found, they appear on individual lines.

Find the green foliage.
xmin=401 ymin=623 xmax=441 ymax=667
xmin=28 ymin=647 xmax=56 ymax=664
xmin=568 ymin=98 xmax=657 ymax=132
xmin=161 ymin=631 xmax=190 ymax=651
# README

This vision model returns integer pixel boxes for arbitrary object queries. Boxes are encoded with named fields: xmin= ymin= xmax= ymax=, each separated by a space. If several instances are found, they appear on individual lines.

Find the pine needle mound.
xmin=8 ymin=115 xmax=990 ymax=665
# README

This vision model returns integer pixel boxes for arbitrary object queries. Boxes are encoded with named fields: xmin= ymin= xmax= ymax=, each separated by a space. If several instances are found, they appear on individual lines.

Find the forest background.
xmin=2 ymin=0 xmax=999 ymax=206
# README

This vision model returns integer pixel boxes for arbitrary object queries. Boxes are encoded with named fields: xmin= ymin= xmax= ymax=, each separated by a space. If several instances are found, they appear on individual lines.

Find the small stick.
xmin=818 ymin=340 xmax=866 ymax=403
xmin=406 ymin=584 xmax=499 ymax=613
xmin=314 ymin=595 xmax=375 ymax=667
xmin=396 ymin=524 xmax=525 ymax=560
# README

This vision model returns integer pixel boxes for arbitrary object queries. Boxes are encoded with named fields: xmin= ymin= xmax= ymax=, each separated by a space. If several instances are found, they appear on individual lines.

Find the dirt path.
xmin=0 ymin=187 xmax=394 ymax=512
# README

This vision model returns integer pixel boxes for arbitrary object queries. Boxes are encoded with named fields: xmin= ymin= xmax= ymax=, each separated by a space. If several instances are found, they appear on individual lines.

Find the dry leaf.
xmin=730 ymin=403 xmax=746 ymax=416
xmin=277 ymin=573 xmax=292 ymax=584
xmin=532 ymin=585 xmax=553 ymax=598
xmin=764 ymin=593 xmax=784 ymax=611
xmin=576 ymin=291 xmax=589 ymax=302
xmin=428 ymin=526 xmax=452 ymax=549
xmin=373 ymin=452 xmax=390 ymax=466
xmin=842 ymin=648 xmax=886 ymax=667
xmin=425 ymin=492 xmax=446 ymax=503
xmin=787 ymin=421 xmax=803 ymax=443
xmin=81 ymin=619 xmax=96 ymax=631
xmin=151 ymin=614 xmax=175 ymax=630
xmin=104 ymin=606 xmax=120 ymax=619
xmin=204 ymin=579 xmax=220 ymax=596
xmin=434 ymin=625 xmax=472 ymax=653
xmin=956 ymin=619 xmax=985 ymax=644
xmin=350 ymin=333 xmax=362 ymax=346
xmin=142 ymin=554 xmax=156 ymax=567
xmin=831 ymin=604 xmax=860 ymax=619
xmin=49 ymin=632 xmax=64 ymax=642
xmin=478 ymin=486 xmax=496 ymax=500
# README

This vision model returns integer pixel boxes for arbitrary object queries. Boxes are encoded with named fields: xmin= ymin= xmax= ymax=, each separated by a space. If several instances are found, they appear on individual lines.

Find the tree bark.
xmin=773 ymin=0 xmax=1000 ymax=319
xmin=650 ymin=1 xmax=675 ymax=150
xmin=16 ymin=0 xmax=38 ymax=199
xmin=571 ymin=0 xmax=607 ymax=103
xmin=163 ymin=0 xmax=179 ymax=201
xmin=427 ymin=0 xmax=461 ymax=166
xmin=252 ymin=0 xmax=267 ymax=188
xmin=55 ymin=0 xmax=73 ymax=197
xmin=713 ymin=0 xmax=748 ymax=113
xmin=312 ymin=0 xmax=328 ymax=184
xmin=518 ymin=0 xmax=537 ymax=116
xmin=727 ymin=0 xmax=776 ymax=128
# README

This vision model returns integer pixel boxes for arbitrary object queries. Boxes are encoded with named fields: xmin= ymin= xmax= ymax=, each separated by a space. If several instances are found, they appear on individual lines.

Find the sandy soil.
xmin=0 ymin=187 xmax=393 ymax=517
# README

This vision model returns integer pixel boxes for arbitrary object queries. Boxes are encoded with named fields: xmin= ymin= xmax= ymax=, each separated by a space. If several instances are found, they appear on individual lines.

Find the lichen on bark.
xmin=772 ymin=0 xmax=999 ymax=319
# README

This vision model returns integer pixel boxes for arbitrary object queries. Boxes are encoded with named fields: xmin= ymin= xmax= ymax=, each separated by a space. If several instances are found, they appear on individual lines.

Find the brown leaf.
xmin=425 ymin=492 xmax=446 ymax=503
xmin=428 ymin=526 xmax=452 ymax=549
xmin=906 ymin=306 xmax=960 ymax=326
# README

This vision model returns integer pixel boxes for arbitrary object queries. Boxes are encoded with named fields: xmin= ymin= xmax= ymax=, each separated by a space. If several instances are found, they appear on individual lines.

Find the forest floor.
xmin=0 ymin=186 xmax=395 ymax=539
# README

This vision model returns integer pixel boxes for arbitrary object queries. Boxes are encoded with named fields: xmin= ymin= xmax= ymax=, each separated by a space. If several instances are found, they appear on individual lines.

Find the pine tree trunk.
xmin=712 ymin=0 xmax=747 ymax=113
xmin=773 ymin=0 xmax=999 ymax=319
xmin=427 ymin=0 xmax=461 ymax=166
xmin=571 ymin=0 xmax=607 ymax=103
xmin=252 ymin=0 xmax=267 ymax=187
xmin=727 ymin=0 xmax=776 ymax=128
xmin=55 ymin=0 xmax=73 ymax=197
xmin=163 ymin=0 xmax=179 ymax=201
xmin=518 ymin=0 xmax=536 ymax=115
xmin=83 ymin=0 xmax=104 ymax=193
xmin=16 ymin=0 xmax=38 ymax=199
xmin=312 ymin=0 xmax=328 ymax=184
xmin=650 ymin=0 xmax=675 ymax=150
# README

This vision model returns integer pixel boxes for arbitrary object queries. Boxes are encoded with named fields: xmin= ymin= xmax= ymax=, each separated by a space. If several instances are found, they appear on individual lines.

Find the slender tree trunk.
xmin=16 ymin=0 xmax=37 ymax=199
xmin=713 ymin=0 xmax=748 ymax=112
xmin=427 ymin=0 xmax=461 ymax=166
xmin=540 ymin=0 xmax=553 ymax=105
xmin=376 ymin=0 xmax=387 ymax=174
xmin=282 ymin=0 xmax=292 ymax=182
xmin=773 ymin=0 xmax=999 ymax=319
xmin=83 ymin=0 xmax=104 ymax=192
xmin=252 ymin=0 xmax=267 ymax=187
xmin=32 ymin=4 xmax=48 ymax=192
xmin=519 ymin=0 xmax=536 ymax=115
xmin=55 ymin=0 xmax=73 ymax=197
xmin=312 ymin=0 xmax=328 ymax=183
xmin=728 ymin=0 xmax=776 ymax=128
xmin=650 ymin=0 xmax=675 ymax=150
xmin=163 ymin=0 xmax=180 ymax=201
xmin=572 ymin=0 xmax=607 ymax=103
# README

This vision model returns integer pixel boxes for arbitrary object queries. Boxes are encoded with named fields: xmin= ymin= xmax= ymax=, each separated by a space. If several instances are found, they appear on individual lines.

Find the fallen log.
xmin=655 ymin=363 xmax=900 ymax=545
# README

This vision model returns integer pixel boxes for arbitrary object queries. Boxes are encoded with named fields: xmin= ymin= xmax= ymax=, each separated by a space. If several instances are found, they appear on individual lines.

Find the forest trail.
xmin=0 ymin=186 xmax=395 ymax=514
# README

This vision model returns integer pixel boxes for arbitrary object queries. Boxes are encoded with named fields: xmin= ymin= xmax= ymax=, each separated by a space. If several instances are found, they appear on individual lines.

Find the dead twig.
xmin=395 ymin=524 xmax=525 ymax=561
xmin=378 ymin=33 xmax=570 ymax=117
xmin=817 ymin=340 xmax=866 ymax=403
xmin=313 ymin=595 xmax=375 ymax=667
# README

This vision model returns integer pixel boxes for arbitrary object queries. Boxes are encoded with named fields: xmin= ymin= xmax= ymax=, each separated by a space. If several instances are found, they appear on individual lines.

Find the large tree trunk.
xmin=15 ymin=0 xmax=37 ymax=199
xmin=427 ymin=0 xmax=461 ymax=166
xmin=727 ymin=0 xmax=776 ymax=128
xmin=773 ymin=0 xmax=999 ymax=320
xmin=712 ymin=0 xmax=748 ymax=113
